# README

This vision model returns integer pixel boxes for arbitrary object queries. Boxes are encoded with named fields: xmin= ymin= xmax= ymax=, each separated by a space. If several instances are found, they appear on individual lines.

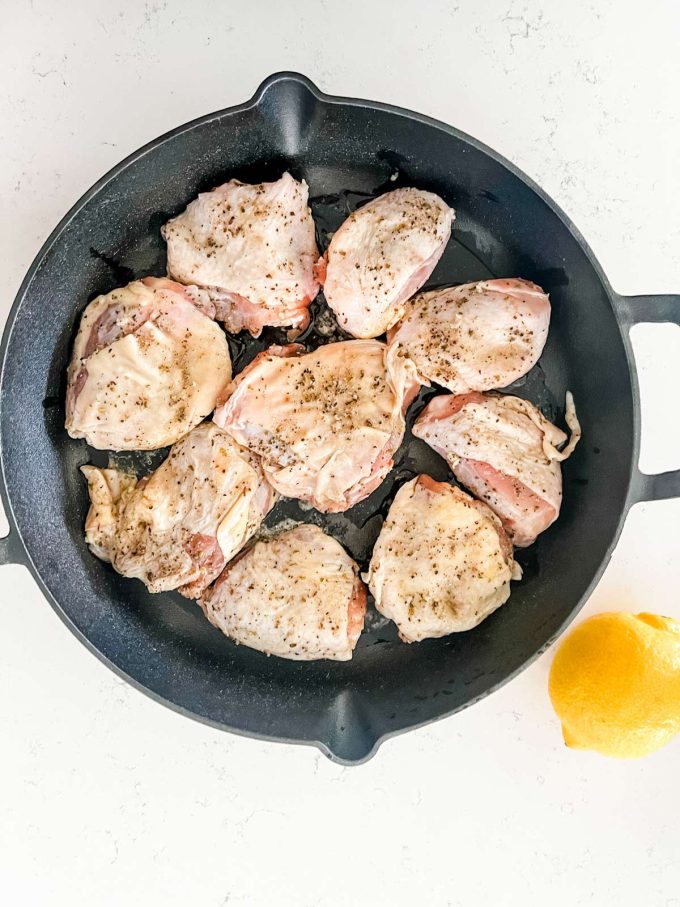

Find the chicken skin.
xmin=365 ymin=475 xmax=520 ymax=642
xmin=413 ymin=392 xmax=581 ymax=547
xmin=162 ymin=172 xmax=321 ymax=336
xmin=199 ymin=524 xmax=366 ymax=661
xmin=213 ymin=340 xmax=420 ymax=513
xmin=387 ymin=278 xmax=550 ymax=392
xmin=321 ymin=188 xmax=454 ymax=338
xmin=66 ymin=277 xmax=231 ymax=451
xmin=81 ymin=422 xmax=276 ymax=597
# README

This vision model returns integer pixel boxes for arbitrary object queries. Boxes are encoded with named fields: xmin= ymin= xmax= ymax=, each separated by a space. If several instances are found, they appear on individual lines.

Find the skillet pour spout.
xmin=1 ymin=72 xmax=679 ymax=763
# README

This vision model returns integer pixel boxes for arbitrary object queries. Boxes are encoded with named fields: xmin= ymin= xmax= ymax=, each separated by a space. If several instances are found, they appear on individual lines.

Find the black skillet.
xmin=1 ymin=73 xmax=679 ymax=764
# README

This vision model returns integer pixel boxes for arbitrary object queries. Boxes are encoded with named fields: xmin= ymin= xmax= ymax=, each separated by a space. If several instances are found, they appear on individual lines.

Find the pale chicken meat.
xmin=365 ymin=475 xmax=520 ymax=642
xmin=387 ymin=278 xmax=550 ymax=392
xmin=162 ymin=172 xmax=321 ymax=336
xmin=413 ymin=392 xmax=581 ymax=547
xmin=66 ymin=277 xmax=231 ymax=451
xmin=213 ymin=339 xmax=420 ymax=513
xmin=81 ymin=422 xmax=276 ymax=597
xmin=199 ymin=524 xmax=366 ymax=661
xmin=321 ymin=188 xmax=454 ymax=338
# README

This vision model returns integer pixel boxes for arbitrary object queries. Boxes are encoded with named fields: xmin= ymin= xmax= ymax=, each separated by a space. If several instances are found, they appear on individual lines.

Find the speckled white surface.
xmin=2 ymin=2 xmax=680 ymax=905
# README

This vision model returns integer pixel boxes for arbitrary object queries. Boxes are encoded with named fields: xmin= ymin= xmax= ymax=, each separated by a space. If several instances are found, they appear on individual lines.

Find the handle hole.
xmin=631 ymin=323 xmax=680 ymax=474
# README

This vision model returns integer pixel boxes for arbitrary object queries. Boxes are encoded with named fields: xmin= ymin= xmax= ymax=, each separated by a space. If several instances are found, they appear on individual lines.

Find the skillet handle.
xmin=614 ymin=293 xmax=680 ymax=503
xmin=0 ymin=527 xmax=23 ymax=566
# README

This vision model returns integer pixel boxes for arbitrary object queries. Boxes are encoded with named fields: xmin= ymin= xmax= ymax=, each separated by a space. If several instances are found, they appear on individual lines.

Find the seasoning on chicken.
xmin=81 ymin=422 xmax=276 ymax=597
xmin=320 ymin=187 xmax=454 ymax=338
xmin=162 ymin=172 xmax=321 ymax=336
xmin=387 ymin=278 xmax=550 ymax=392
xmin=213 ymin=339 xmax=420 ymax=513
xmin=365 ymin=475 xmax=520 ymax=642
xmin=199 ymin=524 xmax=366 ymax=661
xmin=65 ymin=277 xmax=231 ymax=451
xmin=413 ymin=392 xmax=581 ymax=547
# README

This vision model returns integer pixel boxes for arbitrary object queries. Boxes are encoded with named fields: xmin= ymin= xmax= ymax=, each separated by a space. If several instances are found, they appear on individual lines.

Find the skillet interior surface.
xmin=0 ymin=74 xmax=634 ymax=762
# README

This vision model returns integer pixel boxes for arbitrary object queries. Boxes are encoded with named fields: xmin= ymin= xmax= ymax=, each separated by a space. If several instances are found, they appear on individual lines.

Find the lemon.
xmin=548 ymin=612 xmax=680 ymax=758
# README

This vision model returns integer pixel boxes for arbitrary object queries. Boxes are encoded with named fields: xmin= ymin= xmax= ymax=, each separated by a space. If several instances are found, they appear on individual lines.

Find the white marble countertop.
xmin=2 ymin=1 xmax=679 ymax=904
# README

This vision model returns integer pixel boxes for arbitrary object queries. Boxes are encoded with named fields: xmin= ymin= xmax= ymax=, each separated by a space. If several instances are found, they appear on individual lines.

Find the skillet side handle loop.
xmin=636 ymin=471 xmax=680 ymax=503
xmin=0 ymin=528 xmax=21 ymax=567
xmin=614 ymin=294 xmax=680 ymax=329
xmin=614 ymin=293 xmax=680 ymax=503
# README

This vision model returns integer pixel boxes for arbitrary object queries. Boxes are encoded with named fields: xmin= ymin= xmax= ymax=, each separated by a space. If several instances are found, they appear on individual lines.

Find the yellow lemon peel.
xmin=548 ymin=612 xmax=680 ymax=758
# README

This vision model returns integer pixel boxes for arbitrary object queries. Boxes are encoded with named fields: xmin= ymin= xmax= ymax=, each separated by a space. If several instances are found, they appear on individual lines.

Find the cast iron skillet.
xmin=1 ymin=72 xmax=679 ymax=764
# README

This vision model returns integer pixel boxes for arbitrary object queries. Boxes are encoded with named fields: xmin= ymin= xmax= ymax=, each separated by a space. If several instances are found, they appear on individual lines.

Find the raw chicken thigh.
xmin=162 ymin=172 xmax=321 ymax=336
xmin=199 ymin=524 xmax=366 ymax=661
xmin=413 ymin=392 xmax=581 ymax=547
xmin=81 ymin=422 xmax=276 ymax=597
xmin=388 ymin=278 xmax=550 ymax=392
xmin=66 ymin=277 xmax=231 ymax=451
xmin=213 ymin=339 xmax=420 ymax=512
xmin=366 ymin=475 xmax=520 ymax=642
xmin=321 ymin=188 xmax=454 ymax=338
